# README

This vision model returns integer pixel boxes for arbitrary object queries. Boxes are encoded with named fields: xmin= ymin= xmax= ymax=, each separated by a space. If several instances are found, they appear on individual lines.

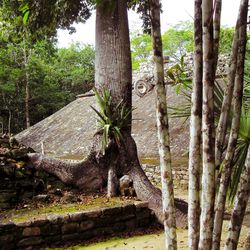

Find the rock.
xmin=33 ymin=194 xmax=50 ymax=202
xmin=119 ymin=175 xmax=135 ymax=197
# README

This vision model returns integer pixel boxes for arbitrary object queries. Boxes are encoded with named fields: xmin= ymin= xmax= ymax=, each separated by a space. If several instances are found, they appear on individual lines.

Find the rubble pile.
xmin=0 ymin=136 xmax=66 ymax=210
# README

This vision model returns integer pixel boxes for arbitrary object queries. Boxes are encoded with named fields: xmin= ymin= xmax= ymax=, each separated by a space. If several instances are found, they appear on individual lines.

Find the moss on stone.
xmin=0 ymin=197 xmax=134 ymax=224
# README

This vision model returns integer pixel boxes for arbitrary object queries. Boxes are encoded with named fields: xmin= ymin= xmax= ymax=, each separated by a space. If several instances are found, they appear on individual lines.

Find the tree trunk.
xmin=212 ymin=1 xmax=248 ymax=248
xmin=107 ymin=156 xmax=118 ymax=197
xmin=23 ymin=41 xmax=31 ymax=129
xmin=199 ymin=1 xmax=216 ymax=249
xmin=26 ymin=0 xmax=189 ymax=231
xmin=95 ymin=0 xmax=132 ymax=110
xmin=213 ymin=0 xmax=222 ymax=75
xmin=188 ymin=0 xmax=202 ymax=249
xmin=149 ymin=0 xmax=177 ymax=249
xmin=28 ymin=134 xmax=189 ymax=227
xmin=214 ymin=9 xmax=240 ymax=171
xmin=224 ymin=146 xmax=250 ymax=250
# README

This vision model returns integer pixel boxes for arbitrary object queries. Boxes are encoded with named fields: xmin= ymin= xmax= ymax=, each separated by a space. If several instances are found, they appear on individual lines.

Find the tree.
xmin=19 ymin=0 xmax=188 ymax=227
xmin=213 ymin=1 xmax=249 ymax=248
xmin=0 ymin=6 xmax=95 ymax=134
xmin=149 ymin=0 xmax=177 ymax=248
xmin=198 ymin=0 xmax=216 ymax=249
xmin=224 ymin=146 xmax=250 ymax=250
xmin=188 ymin=0 xmax=202 ymax=249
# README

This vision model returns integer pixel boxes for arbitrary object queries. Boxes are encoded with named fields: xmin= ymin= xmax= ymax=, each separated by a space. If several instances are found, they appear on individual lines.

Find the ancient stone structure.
xmin=0 ymin=202 xmax=155 ymax=249
xmin=0 ymin=136 xmax=67 ymax=210
xmin=142 ymin=165 xmax=188 ymax=189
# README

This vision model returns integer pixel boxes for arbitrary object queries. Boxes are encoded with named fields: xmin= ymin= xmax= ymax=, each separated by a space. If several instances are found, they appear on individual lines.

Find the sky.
xmin=57 ymin=0 xmax=240 ymax=48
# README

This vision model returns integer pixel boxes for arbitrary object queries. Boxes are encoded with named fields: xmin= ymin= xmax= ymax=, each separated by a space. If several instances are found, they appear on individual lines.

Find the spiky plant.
xmin=90 ymin=88 xmax=134 ymax=155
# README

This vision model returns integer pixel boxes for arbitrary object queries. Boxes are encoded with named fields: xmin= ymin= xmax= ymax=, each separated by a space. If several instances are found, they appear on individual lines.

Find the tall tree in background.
xmin=213 ymin=1 xmax=249 ymax=248
xmin=188 ymin=0 xmax=202 ymax=249
xmin=149 ymin=0 xmax=177 ymax=249
xmin=198 ymin=0 xmax=216 ymax=249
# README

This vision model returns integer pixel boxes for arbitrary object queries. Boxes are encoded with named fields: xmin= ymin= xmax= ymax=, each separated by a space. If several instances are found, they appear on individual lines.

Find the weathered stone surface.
xmin=0 ymin=136 xmax=67 ymax=210
xmin=0 ymin=234 xmax=14 ymax=242
xmin=79 ymin=220 xmax=95 ymax=232
xmin=0 ymin=202 xmax=156 ymax=248
xmin=61 ymin=222 xmax=79 ymax=234
xmin=84 ymin=209 xmax=102 ymax=218
xmin=69 ymin=212 xmax=86 ymax=222
xmin=15 ymin=88 xmax=190 ymax=159
xmin=23 ymin=227 xmax=41 ymax=237
xmin=101 ymin=206 xmax=122 ymax=217
xmin=61 ymin=233 xmax=79 ymax=241
xmin=17 ymin=236 xmax=43 ymax=247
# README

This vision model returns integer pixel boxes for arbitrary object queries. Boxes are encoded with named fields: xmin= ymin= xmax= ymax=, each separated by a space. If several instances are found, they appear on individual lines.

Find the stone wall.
xmin=0 ymin=137 xmax=67 ymax=210
xmin=142 ymin=165 xmax=188 ymax=189
xmin=0 ymin=202 xmax=156 ymax=249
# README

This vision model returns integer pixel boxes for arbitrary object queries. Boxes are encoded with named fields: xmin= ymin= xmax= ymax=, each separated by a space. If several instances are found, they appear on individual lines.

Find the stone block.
xmin=22 ymin=227 xmax=41 ymax=237
xmin=44 ymin=235 xmax=61 ymax=245
xmin=122 ymin=204 xmax=135 ymax=215
xmin=32 ymin=217 xmax=49 ymax=227
xmin=84 ymin=209 xmax=101 ymax=218
xmin=114 ymin=213 xmax=135 ymax=223
xmin=61 ymin=233 xmax=79 ymax=242
xmin=101 ymin=206 xmax=122 ymax=217
xmin=125 ymin=219 xmax=136 ymax=230
xmin=79 ymin=220 xmax=95 ymax=232
xmin=61 ymin=222 xmax=79 ymax=234
xmin=69 ymin=212 xmax=86 ymax=222
xmin=0 ymin=234 xmax=14 ymax=242
xmin=17 ymin=236 xmax=43 ymax=247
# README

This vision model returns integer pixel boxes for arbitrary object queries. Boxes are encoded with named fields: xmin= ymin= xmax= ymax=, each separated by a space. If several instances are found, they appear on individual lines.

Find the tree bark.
xmin=95 ymin=0 xmax=132 ymax=110
xmin=199 ymin=1 xmax=216 ymax=249
xmin=23 ymin=40 xmax=31 ymax=129
xmin=214 ymin=6 xmax=240 ymax=171
xmin=188 ymin=0 xmax=202 ymax=249
xmin=212 ymin=1 xmax=248 ymax=248
xmin=149 ymin=0 xmax=177 ymax=249
xmin=224 ymin=146 xmax=250 ymax=250
xmin=213 ymin=0 xmax=222 ymax=75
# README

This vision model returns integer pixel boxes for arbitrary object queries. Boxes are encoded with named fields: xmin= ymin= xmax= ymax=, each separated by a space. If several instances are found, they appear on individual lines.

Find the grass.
xmin=0 ymin=197 xmax=134 ymax=224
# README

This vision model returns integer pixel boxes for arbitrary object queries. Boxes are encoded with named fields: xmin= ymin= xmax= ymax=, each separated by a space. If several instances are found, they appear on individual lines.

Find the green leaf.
xmin=23 ymin=11 xmax=29 ymax=25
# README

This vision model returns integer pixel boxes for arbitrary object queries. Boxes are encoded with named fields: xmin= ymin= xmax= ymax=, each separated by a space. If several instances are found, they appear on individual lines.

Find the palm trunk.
xmin=224 ymin=146 xmax=250 ymax=250
xmin=213 ymin=0 xmax=222 ymax=75
xmin=212 ymin=2 xmax=248 ymax=249
xmin=214 ymin=12 xmax=240 ymax=171
xmin=149 ymin=0 xmax=177 ymax=249
xmin=199 ymin=1 xmax=216 ymax=249
xmin=188 ymin=1 xmax=202 ymax=249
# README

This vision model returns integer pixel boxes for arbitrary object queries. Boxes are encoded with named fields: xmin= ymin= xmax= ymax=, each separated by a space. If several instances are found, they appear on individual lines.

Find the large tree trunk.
xmin=95 ymin=0 xmax=132 ymax=109
xmin=199 ymin=0 xmax=216 ymax=249
xmin=188 ymin=1 xmax=202 ymax=249
xmin=212 ymin=2 xmax=248 ymax=249
xmin=27 ymin=0 xmax=189 ymax=230
xmin=149 ymin=0 xmax=177 ymax=249
xmin=224 ymin=146 xmax=250 ymax=250
xmin=95 ymin=0 xmax=132 ymax=196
